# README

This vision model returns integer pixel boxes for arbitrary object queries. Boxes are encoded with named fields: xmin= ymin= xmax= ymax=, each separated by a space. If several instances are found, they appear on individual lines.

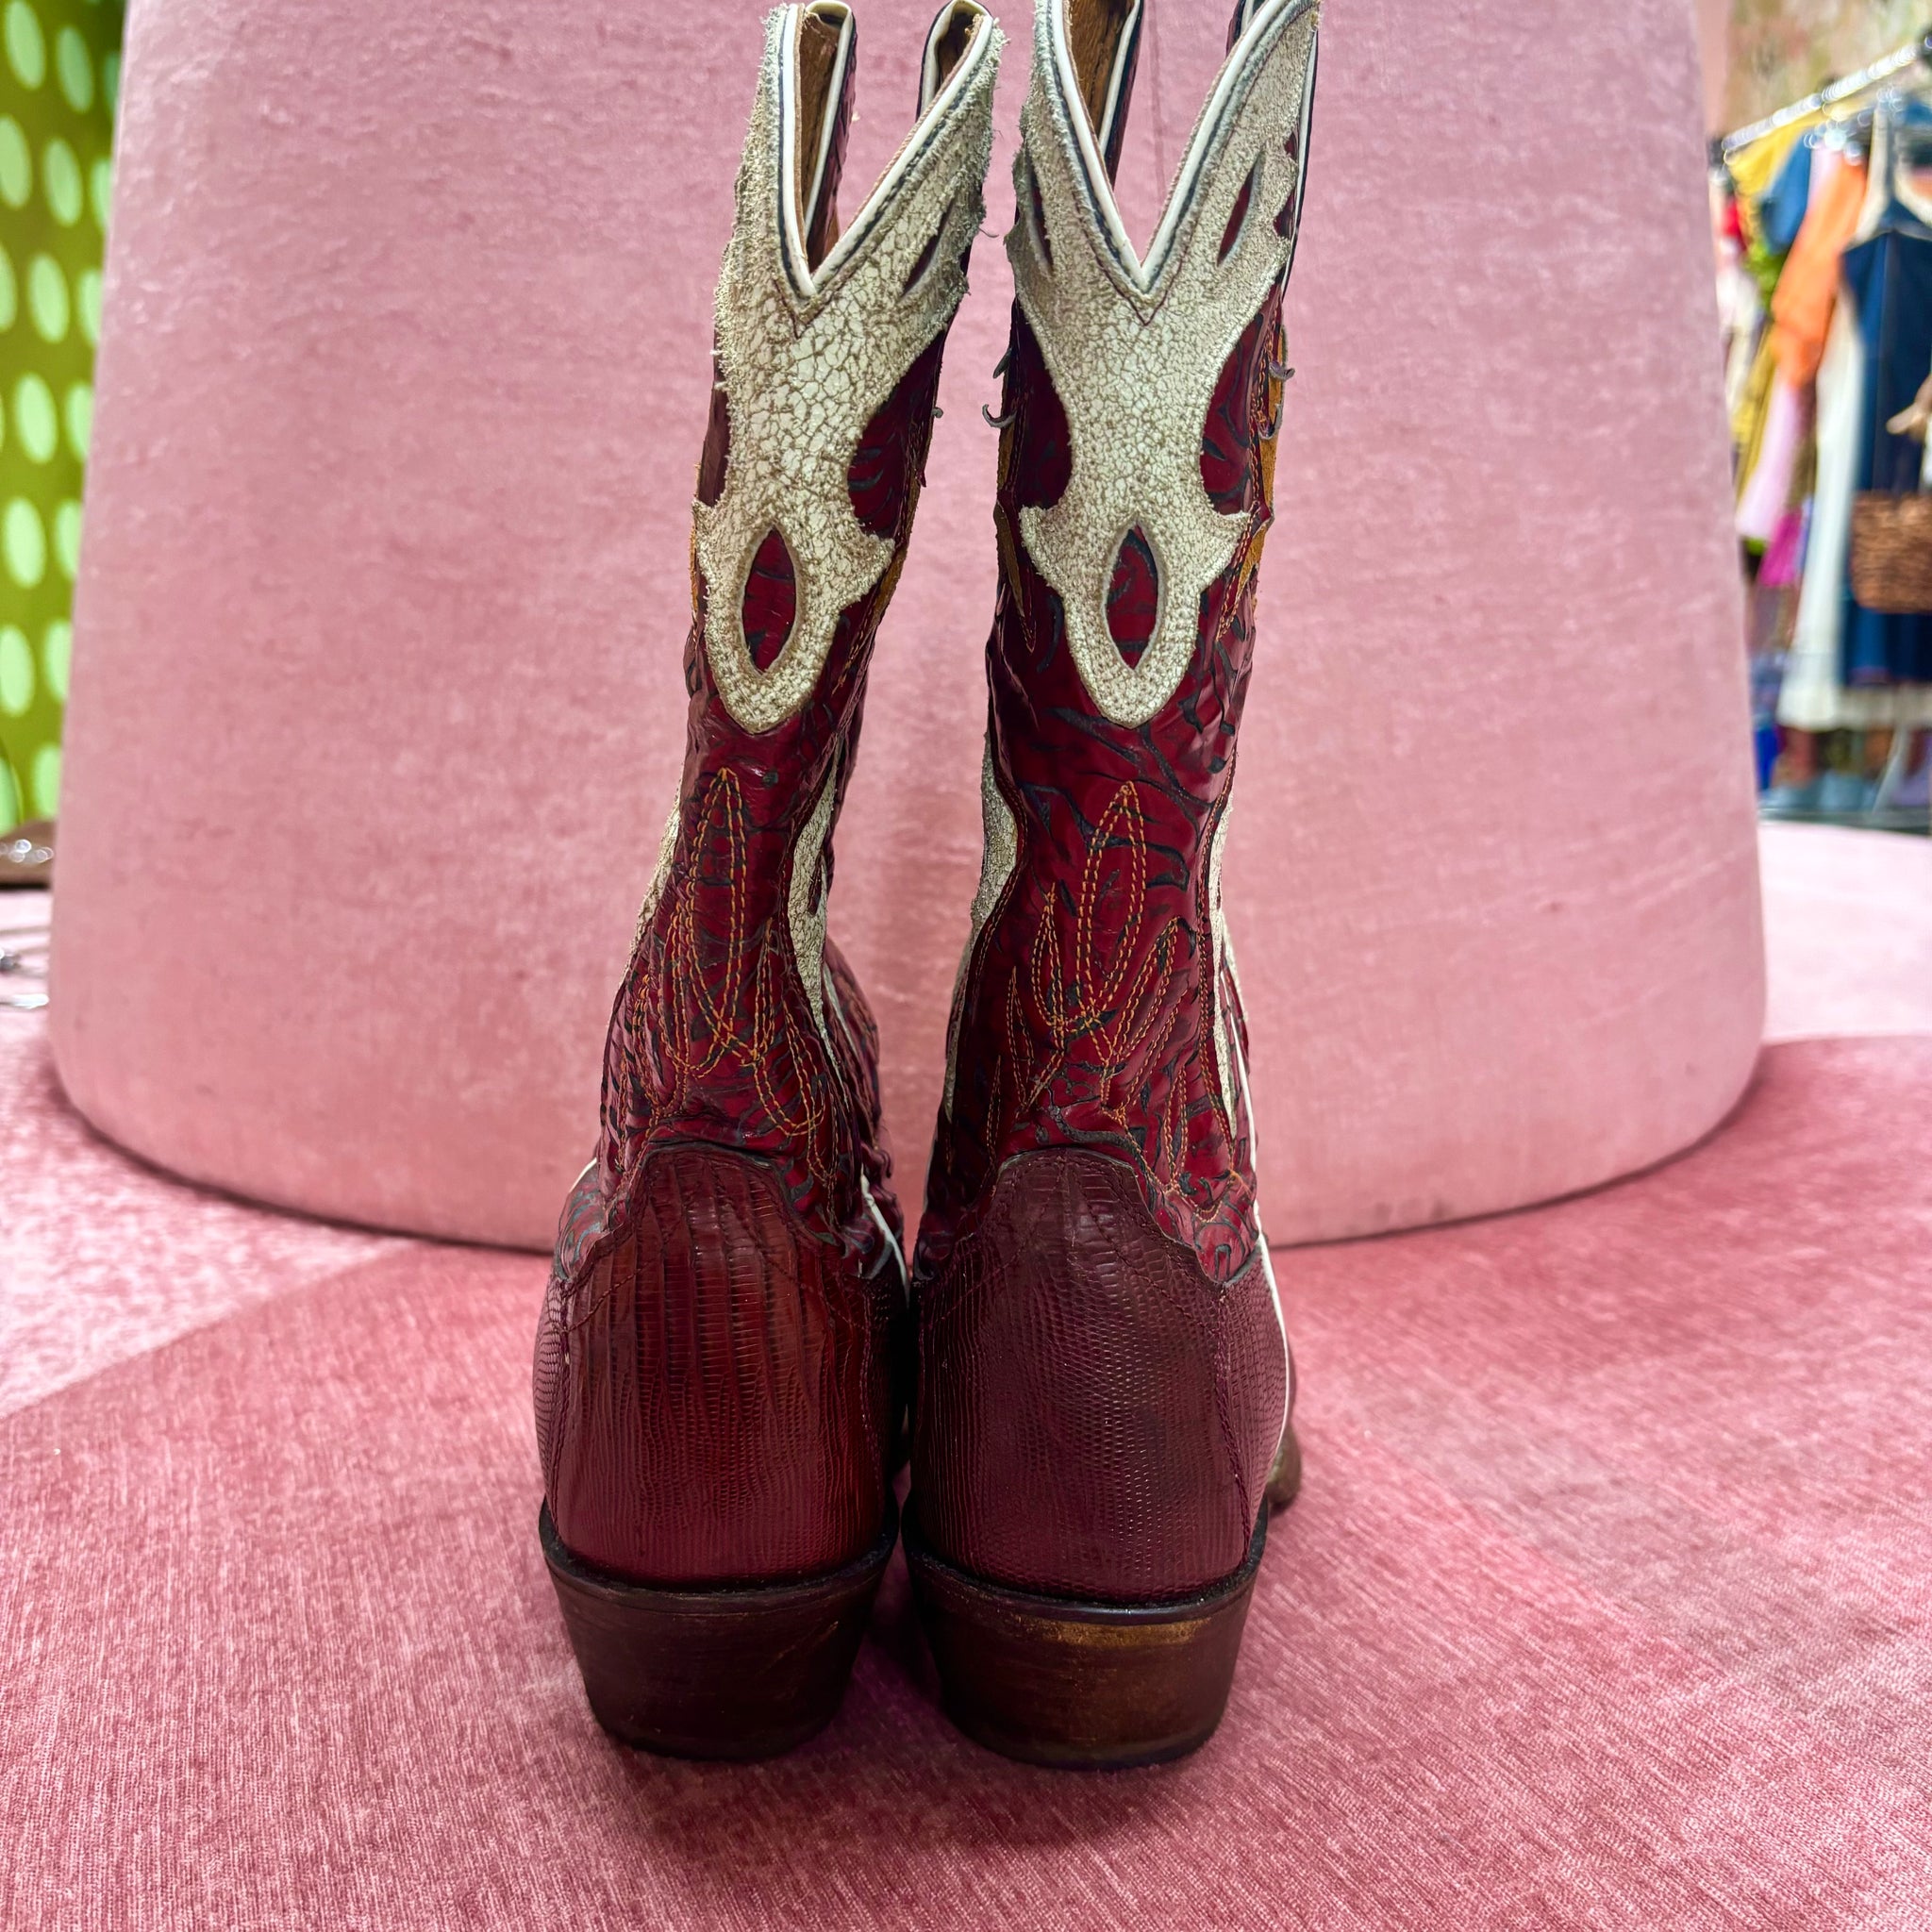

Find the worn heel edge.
xmin=905 ymin=1503 xmax=1267 ymax=1771
xmin=541 ymin=1496 xmax=897 ymax=1761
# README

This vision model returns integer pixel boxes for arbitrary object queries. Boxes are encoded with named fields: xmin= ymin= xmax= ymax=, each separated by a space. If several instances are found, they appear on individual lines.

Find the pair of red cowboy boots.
xmin=533 ymin=0 xmax=1320 ymax=1769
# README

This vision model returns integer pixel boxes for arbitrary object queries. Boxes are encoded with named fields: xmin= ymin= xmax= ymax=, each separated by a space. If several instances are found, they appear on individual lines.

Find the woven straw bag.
xmin=1851 ymin=491 xmax=1932 ymax=613
xmin=1853 ymin=373 xmax=1932 ymax=614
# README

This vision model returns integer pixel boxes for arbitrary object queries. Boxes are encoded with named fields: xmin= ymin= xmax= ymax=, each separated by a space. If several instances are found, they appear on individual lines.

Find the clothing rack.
xmin=1723 ymin=31 xmax=1932 ymax=159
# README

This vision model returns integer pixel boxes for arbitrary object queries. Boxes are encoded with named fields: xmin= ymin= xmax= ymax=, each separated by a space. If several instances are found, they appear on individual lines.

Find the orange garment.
xmin=1771 ymin=158 xmax=1868 ymax=385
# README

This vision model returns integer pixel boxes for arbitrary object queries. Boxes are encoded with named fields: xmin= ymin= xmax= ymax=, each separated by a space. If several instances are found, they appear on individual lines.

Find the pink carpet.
xmin=1761 ymin=823 xmax=1932 ymax=1043
xmin=4 ymin=824 xmax=1930 ymax=1928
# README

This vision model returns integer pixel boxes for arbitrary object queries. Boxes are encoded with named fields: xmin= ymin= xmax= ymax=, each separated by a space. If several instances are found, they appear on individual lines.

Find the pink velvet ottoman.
xmin=49 ymin=0 xmax=1761 ymax=1247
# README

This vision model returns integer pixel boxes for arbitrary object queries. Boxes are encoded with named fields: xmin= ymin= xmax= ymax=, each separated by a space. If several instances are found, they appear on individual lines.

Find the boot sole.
xmin=905 ymin=1500 xmax=1269 ymax=1770
xmin=541 ymin=1496 xmax=896 ymax=1760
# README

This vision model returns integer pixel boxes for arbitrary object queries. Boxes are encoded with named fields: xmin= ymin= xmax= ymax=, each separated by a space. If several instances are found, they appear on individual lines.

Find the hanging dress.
xmin=1779 ymin=113 xmax=1932 ymax=731
xmin=1758 ymin=136 xmax=1815 ymax=256
xmin=1771 ymin=144 xmax=1869 ymax=384
xmin=1739 ymin=145 xmax=1862 ymax=541
xmin=1840 ymin=207 xmax=1932 ymax=685
xmin=1728 ymin=122 xmax=1821 ymax=487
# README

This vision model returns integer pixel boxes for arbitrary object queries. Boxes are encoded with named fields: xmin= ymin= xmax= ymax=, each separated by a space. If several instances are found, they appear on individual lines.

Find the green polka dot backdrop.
xmin=0 ymin=0 xmax=119 ymax=827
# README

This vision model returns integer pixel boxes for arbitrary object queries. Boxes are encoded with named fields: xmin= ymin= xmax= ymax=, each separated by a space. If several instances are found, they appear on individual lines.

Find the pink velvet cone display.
xmin=50 ymin=0 xmax=1760 ymax=1246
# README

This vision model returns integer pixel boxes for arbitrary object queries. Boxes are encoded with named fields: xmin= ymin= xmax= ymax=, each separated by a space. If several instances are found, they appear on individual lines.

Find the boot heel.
xmin=541 ymin=1497 xmax=896 ymax=1760
xmin=905 ymin=1504 xmax=1267 ymax=1769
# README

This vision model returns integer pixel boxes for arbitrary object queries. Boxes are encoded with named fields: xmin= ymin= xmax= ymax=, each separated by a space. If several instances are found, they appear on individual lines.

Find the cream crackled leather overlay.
xmin=1009 ymin=0 xmax=1317 ymax=729
xmin=695 ymin=5 xmax=1000 ymax=738
xmin=787 ymin=763 xmax=840 ymax=1057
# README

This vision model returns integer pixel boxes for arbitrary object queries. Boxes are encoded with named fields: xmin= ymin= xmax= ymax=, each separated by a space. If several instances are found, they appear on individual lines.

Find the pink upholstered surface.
xmin=6 ymin=1030 xmax=1929 ymax=1924
xmin=7 ymin=822 xmax=1912 ymax=1423
xmin=1761 ymin=824 xmax=1932 ymax=1044
xmin=1 ymin=893 xmax=399 ymax=1423
xmin=50 ymin=0 xmax=1763 ymax=1250
xmin=5 ymin=829 xmax=1929 ymax=1925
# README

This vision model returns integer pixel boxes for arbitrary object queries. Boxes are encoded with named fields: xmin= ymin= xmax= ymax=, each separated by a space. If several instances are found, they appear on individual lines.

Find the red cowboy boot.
xmin=533 ymin=0 xmax=1000 ymax=1760
xmin=908 ymin=0 xmax=1320 ymax=1767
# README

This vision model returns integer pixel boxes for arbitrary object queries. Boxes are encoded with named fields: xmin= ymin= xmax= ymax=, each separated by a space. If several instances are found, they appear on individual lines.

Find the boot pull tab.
xmin=794 ymin=2 xmax=858 ymax=272
xmin=921 ymin=0 xmax=985 ymax=110
xmin=1063 ymin=0 xmax=1143 ymax=181
xmin=1225 ymin=0 xmax=1265 ymax=53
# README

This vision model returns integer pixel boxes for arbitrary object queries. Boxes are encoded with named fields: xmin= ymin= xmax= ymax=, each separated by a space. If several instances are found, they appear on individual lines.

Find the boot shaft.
xmin=538 ymin=3 xmax=1003 ymax=1598
xmin=911 ymin=0 xmax=1317 ymax=1626
xmin=927 ymin=0 xmax=1319 ymax=1284
xmin=603 ymin=1 xmax=1002 ymax=1248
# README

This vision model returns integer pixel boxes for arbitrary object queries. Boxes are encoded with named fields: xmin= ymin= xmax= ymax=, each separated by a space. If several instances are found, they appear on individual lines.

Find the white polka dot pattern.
xmin=0 ymin=0 xmax=120 ymax=824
